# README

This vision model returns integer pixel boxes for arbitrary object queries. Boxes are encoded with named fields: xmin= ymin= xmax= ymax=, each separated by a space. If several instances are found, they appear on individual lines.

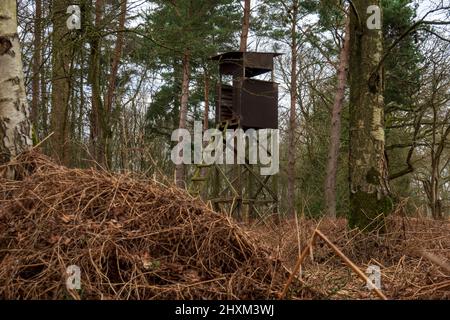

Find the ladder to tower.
xmin=188 ymin=121 xmax=278 ymax=222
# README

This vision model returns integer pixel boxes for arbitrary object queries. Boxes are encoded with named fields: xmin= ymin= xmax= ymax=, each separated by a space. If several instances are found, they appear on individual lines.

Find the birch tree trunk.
xmin=0 ymin=0 xmax=33 ymax=177
xmin=324 ymin=16 xmax=351 ymax=218
xmin=348 ymin=0 xmax=392 ymax=230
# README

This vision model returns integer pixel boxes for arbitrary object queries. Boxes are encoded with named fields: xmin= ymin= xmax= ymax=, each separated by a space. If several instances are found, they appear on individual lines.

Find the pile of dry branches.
xmin=0 ymin=151 xmax=288 ymax=299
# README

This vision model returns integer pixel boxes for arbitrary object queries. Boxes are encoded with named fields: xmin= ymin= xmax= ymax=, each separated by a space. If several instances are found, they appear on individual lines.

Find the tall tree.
xmin=202 ymin=65 xmax=210 ymax=130
xmin=104 ymin=0 xmax=127 ymax=116
xmin=239 ymin=0 xmax=251 ymax=51
xmin=420 ymin=46 xmax=450 ymax=220
xmin=286 ymin=1 xmax=299 ymax=217
xmin=175 ymin=48 xmax=190 ymax=188
xmin=51 ymin=0 xmax=74 ymax=164
xmin=324 ymin=14 xmax=351 ymax=218
xmin=258 ymin=0 xmax=317 ymax=216
xmin=88 ymin=0 xmax=104 ymax=166
xmin=102 ymin=0 xmax=128 ymax=168
xmin=145 ymin=0 xmax=240 ymax=188
xmin=0 ymin=0 xmax=33 ymax=176
xmin=348 ymin=0 xmax=392 ymax=230
xmin=31 ymin=0 xmax=42 ymax=129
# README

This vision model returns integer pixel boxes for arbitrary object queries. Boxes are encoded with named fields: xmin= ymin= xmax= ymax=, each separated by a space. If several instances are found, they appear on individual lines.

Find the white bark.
xmin=0 ymin=0 xmax=33 ymax=173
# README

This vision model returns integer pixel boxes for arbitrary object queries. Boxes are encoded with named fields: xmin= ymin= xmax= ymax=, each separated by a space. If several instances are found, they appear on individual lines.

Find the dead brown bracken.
xmin=0 ymin=151 xmax=298 ymax=300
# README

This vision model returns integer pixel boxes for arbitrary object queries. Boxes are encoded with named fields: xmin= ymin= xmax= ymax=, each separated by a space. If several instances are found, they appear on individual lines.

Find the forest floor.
xmin=0 ymin=151 xmax=448 ymax=300
xmin=248 ymin=216 xmax=450 ymax=299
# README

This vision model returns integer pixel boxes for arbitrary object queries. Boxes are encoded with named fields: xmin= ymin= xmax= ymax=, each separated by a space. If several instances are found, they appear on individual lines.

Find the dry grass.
xmin=248 ymin=215 xmax=450 ymax=299
xmin=0 ymin=151 xmax=448 ymax=300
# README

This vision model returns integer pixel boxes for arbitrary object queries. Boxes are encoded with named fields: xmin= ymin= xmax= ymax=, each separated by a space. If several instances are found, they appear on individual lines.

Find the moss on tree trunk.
xmin=349 ymin=189 xmax=393 ymax=231
xmin=348 ymin=0 xmax=393 ymax=231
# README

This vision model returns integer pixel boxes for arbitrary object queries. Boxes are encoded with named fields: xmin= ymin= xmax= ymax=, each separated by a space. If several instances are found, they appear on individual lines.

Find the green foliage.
xmin=382 ymin=0 xmax=421 ymax=110
xmin=317 ymin=0 xmax=343 ymax=30
xmin=146 ymin=84 xmax=179 ymax=132
xmin=382 ymin=0 xmax=422 ymax=199
xmin=137 ymin=0 xmax=241 ymax=143
xmin=144 ymin=0 xmax=240 ymax=60
xmin=256 ymin=0 xmax=318 ymax=42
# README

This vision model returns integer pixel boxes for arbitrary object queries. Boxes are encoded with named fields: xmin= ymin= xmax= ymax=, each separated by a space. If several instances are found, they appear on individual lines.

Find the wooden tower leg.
xmin=246 ymin=165 xmax=255 ymax=222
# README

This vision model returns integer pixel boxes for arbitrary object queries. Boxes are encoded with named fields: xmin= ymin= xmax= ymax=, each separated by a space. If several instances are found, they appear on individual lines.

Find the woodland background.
xmin=8 ymin=0 xmax=450 ymax=221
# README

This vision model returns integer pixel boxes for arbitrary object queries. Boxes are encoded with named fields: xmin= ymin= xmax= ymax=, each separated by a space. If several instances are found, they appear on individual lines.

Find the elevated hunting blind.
xmin=190 ymin=51 xmax=281 ymax=221
xmin=211 ymin=51 xmax=281 ymax=129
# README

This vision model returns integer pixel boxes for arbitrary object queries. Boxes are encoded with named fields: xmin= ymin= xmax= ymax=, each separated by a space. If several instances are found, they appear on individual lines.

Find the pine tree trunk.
xmin=103 ymin=0 xmax=127 ymax=169
xmin=51 ymin=0 xmax=72 ymax=165
xmin=0 ymin=0 xmax=33 ymax=176
xmin=324 ymin=16 xmax=351 ymax=218
xmin=40 ymin=4 xmax=49 ymax=140
xmin=88 ymin=0 xmax=104 ymax=167
xmin=348 ymin=0 xmax=392 ymax=230
xmin=31 ymin=0 xmax=42 ymax=130
xmin=239 ymin=0 xmax=251 ymax=52
xmin=175 ymin=50 xmax=190 ymax=188
xmin=203 ymin=67 xmax=209 ymax=130
xmin=287 ymin=3 xmax=298 ymax=217
xmin=201 ymin=67 xmax=211 ymax=193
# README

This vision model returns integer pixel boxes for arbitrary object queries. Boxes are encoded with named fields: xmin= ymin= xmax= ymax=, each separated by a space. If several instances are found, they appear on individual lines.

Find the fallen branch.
xmin=280 ymin=228 xmax=389 ymax=300
xmin=315 ymin=230 xmax=388 ymax=300
xmin=279 ymin=231 xmax=317 ymax=299
xmin=418 ymin=250 xmax=450 ymax=274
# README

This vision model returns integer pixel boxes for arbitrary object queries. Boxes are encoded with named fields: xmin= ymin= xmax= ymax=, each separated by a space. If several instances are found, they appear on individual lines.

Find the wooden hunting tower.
xmin=211 ymin=52 xmax=281 ymax=129
xmin=190 ymin=51 xmax=281 ymax=221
